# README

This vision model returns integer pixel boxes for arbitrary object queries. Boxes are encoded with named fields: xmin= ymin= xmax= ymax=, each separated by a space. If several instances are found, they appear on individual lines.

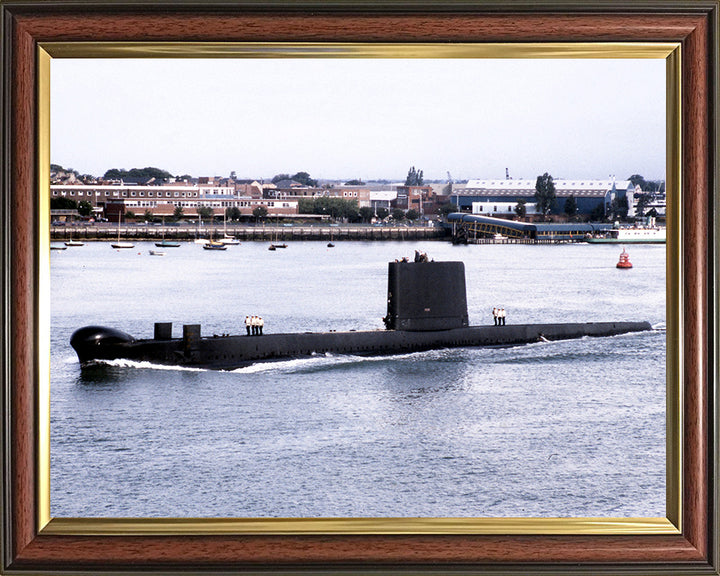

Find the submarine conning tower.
xmin=385 ymin=261 xmax=469 ymax=331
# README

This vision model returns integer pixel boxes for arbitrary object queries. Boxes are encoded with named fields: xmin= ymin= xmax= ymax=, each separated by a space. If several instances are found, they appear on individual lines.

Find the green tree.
xmin=534 ymin=173 xmax=556 ymax=219
xmin=197 ymin=205 xmax=214 ymax=221
xmin=253 ymin=205 xmax=268 ymax=221
xmin=173 ymin=205 xmax=184 ymax=221
xmin=298 ymin=198 xmax=314 ymax=214
xmin=344 ymin=179 xmax=365 ymax=186
xmin=405 ymin=166 xmax=424 ymax=186
xmin=514 ymin=199 xmax=527 ymax=219
xmin=405 ymin=209 xmax=420 ymax=221
xmin=563 ymin=195 xmax=578 ymax=219
xmin=103 ymin=168 xmax=125 ymax=179
xmin=359 ymin=206 xmax=375 ymax=222
xmin=391 ymin=208 xmax=406 ymax=221
xmin=438 ymin=202 xmax=456 ymax=217
xmin=345 ymin=204 xmax=361 ymax=222
xmin=298 ymin=197 xmax=359 ymax=220
xmin=271 ymin=173 xmax=291 ymax=184
xmin=125 ymin=210 xmax=136 ymax=221
xmin=292 ymin=172 xmax=318 ymax=187
xmin=103 ymin=167 xmax=172 ymax=181
xmin=226 ymin=206 xmax=242 ymax=221
xmin=628 ymin=174 xmax=648 ymax=190
xmin=635 ymin=193 xmax=651 ymax=218
xmin=628 ymin=174 xmax=662 ymax=193
xmin=143 ymin=209 xmax=154 ymax=222
xmin=50 ymin=197 xmax=78 ymax=210
xmin=376 ymin=207 xmax=389 ymax=220
xmin=609 ymin=195 xmax=629 ymax=220
xmin=590 ymin=203 xmax=605 ymax=221
xmin=77 ymin=200 xmax=93 ymax=217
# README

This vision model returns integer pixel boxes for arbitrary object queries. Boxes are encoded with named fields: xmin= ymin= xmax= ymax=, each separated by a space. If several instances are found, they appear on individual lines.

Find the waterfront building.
xmin=51 ymin=183 xmax=299 ymax=220
xmin=472 ymin=201 xmax=539 ymax=216
xmin=369 ymin=190 xmax=397 ymax=212
xmin=452 ymin=178 xmax=634 ymax=216
xmin=394 ymin=185 xmax=433 ymax=211
xmin=232 ymin=180 xmax=264 ymax=198
xmin=311 ymin=187 xmax=372 ymax=207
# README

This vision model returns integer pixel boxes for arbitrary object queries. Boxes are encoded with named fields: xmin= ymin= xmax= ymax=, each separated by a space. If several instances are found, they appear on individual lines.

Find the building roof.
xmin=462 ymin=178 xmax=632 ymax=198
xmin=272 ymin=179 xmax=304 ymax=188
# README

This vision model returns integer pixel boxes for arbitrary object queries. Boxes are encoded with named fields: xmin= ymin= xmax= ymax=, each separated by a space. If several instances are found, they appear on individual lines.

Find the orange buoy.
xmin=616 ymin=248 xmax=633 ymax=269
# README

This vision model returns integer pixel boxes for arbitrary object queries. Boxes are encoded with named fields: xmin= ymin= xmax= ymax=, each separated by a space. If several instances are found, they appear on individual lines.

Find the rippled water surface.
xmin=51 ymin=240 xmax=666 ymax=518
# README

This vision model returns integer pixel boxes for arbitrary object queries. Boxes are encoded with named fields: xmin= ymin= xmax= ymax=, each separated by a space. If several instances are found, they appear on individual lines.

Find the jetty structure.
xmin=71 ymin=260 xmax=652 ymax=370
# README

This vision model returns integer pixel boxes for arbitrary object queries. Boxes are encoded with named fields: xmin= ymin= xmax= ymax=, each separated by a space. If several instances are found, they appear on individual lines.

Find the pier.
xmin=448 ymin=213 xmax=613 ymax=244
xmin=51 ymin=223 xmax=448 ymax=242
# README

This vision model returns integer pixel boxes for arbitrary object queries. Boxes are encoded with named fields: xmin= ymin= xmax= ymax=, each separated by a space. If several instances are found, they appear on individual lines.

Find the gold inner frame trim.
xmin=42 ymin=516 xmax=677 ymax=536
xmin=41 ymin=41 xmax=678 ymax=60
xmin=36 ymin=42 xmax=682 ymax=537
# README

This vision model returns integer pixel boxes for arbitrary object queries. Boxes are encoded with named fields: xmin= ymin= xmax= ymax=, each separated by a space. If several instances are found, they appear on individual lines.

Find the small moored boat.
xmin=203 ymin=241 xmax=227 ymax=251
xmin=111 ymin=212 xmax=134 ymax=249
xmin=155 ymin=218 xmax=180 ymax=247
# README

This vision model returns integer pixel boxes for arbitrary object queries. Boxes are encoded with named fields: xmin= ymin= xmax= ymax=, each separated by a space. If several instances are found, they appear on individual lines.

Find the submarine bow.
xmin=70 ymin=326 xmax=136 ymax=363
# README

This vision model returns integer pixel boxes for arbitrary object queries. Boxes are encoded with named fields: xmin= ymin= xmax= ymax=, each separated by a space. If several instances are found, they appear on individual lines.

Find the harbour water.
xmin=50 ymin=240 xmax=666 ymax=518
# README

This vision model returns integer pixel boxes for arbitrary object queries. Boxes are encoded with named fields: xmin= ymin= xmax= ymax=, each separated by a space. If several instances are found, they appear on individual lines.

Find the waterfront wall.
xmin=51 ymin=224 xmax=448 ymax=242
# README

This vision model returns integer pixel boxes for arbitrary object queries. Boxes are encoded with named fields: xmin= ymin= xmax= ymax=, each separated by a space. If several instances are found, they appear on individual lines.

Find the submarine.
xmin=70 ymin=260 xmax=652 ymax=370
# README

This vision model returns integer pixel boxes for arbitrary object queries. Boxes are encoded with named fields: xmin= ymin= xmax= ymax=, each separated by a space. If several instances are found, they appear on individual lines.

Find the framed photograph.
xmin=1 ymin=1 xmax=717 ymax=574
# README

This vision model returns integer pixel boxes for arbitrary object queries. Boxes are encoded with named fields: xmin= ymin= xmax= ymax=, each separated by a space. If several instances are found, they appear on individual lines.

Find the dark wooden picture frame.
xmin=1 ymin=1 xmax=717 ymax=574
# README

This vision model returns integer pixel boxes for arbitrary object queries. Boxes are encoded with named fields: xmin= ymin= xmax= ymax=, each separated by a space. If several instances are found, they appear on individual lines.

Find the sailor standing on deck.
xmin=500 ymin=308 xmax=506 ymax=326
xmin=492 ymin=307 xmax=498 ymax=326
xmin=245 ymin=316 xmax=251 ymax=336
xmin=258 ymin=317 xmax=264 ymax=335
xmin=252 ymin=316 xmax=258 ymax=336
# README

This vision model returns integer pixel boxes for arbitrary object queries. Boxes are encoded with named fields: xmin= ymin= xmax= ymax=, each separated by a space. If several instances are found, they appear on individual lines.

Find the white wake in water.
xmin=231 ymin=348 xmax=464 ymax=374
xmin=90 ymin=358 xmax=208 ymax=372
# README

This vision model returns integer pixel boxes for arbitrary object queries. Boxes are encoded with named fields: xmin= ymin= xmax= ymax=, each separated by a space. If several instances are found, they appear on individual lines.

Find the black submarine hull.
xmin=71 ymin=321 xmax=652 ymax=371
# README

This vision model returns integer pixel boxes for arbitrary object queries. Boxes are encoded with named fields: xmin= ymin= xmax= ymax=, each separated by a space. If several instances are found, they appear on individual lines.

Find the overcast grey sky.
xmin=51 ymin=58 xmax=665 ymax=182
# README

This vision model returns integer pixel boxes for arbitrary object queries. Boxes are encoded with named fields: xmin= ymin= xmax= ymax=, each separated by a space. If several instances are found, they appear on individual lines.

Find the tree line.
xmin=298 ymin=197 xmax=421 ymax=223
